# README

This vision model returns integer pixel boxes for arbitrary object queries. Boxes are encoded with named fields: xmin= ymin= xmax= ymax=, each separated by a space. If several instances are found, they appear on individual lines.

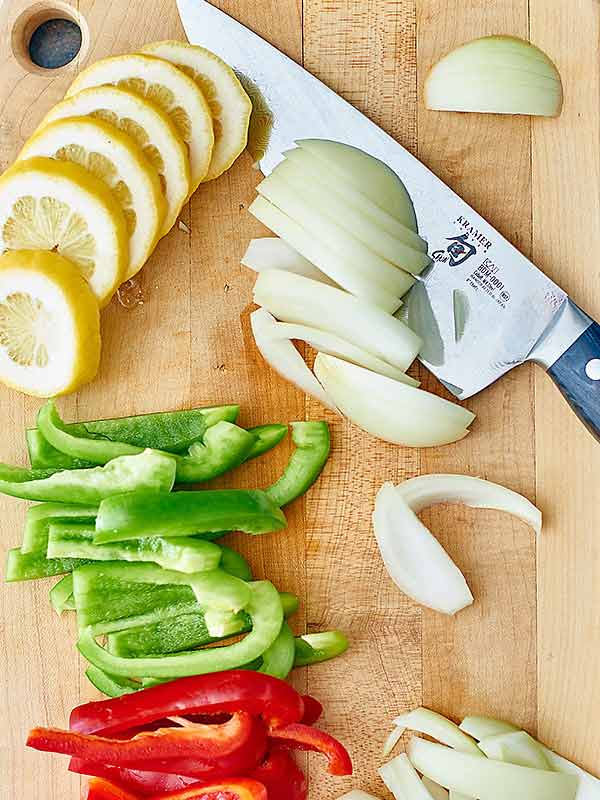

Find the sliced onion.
xmin=373 ymin=482 xmax=473 ymax=614
xmin=284 ymin=147 xmax=427 ymax=250
xmin=380 ymin=753 xmax=437 ymax=800
xmin=394 ymin=708 xmax=481 ymax=755
xmin=253 ymin=271 xmax=421 ymax=371
xmin=479 ymin=731 xmax=552 ymax=770
xmin=314 ymin=355 xmax=473 ymax=447
xmin=383 ymin=725 xmax=406 ymax=758
xmin=544 ymin=748 xmax=600 ymax=799
xmin=271 ymin=321 xmax=419 ymax=386
xmin=295 ymin=139 xmax=418 ymax=231
xmin=425 ymin=35 xmax=563 ymax=117
xmin=408 ymin=738 xmax=578 ymax=800
xmin=241 ymin=237 xmax=339 ymax=287
xmin=422 ymin=777 xmax=449 ymax=800
xmin=459 ymin=716 xmax=519 ymax=740
xmin=396 ymin=474 xmax=542 ymax=534
xmin=250 ymin=197 xmax=406 ymax=312
xmin=250 ymin=308 xmax=338 ymax=413
xmin=255 ymin=174 xmax=425 ymax=284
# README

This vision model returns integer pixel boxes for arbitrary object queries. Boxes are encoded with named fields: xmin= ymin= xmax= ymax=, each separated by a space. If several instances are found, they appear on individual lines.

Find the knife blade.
xmin=177 ymin=0 xmax=600 ymax=439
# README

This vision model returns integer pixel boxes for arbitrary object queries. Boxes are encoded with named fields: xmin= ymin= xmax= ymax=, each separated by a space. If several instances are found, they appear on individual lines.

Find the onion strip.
xmin=394 ymin=708 xmax=481 ymax=754
xmin=241 ymin=237 xmax=339 ymax=287
xmin=380 ymin=753 xmax=436 ymax=800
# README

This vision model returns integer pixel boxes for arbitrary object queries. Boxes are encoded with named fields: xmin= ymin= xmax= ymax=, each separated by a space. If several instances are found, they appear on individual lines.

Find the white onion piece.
xmin=479 ymin=731 xmax=552 ymax=770
xmin=422 ymin=777 xmax=450 ymax=800
xmin=425 ymin=35 xmax=563 ymax=117
xmin=373 ymin=482 xmax=473 ymax=614
xmin=408 ymin=738 xmax=578 ymax=800
xmin=314 ymin=355 xmax=473 ymax=447
xmin=241 ymin=238 xmax=339 ymax=287
xmin=271 ymin=321 xmax=419 ymax=386
xmin=336 ymin=792 xmax=382 ymax=800
xmin=544 ymin=749 xmax=600 ymax=800
xmin=284 ymin=147 xmax=427 ymax=249
xmin=264 ymin=159 xmax=430 ymax=268
xmin=256 ymin=173 xmax=427 ymax=282
xmin=394 ymin=708 xmax=481 ymax=755
xmin=250 ymin=308 xmax=338 ymax=413
xmin=383 ymin=725 xmax=406 ymax=757
xmin=254 ymin=271 xmax=421 ymax=371
xmin=396 ymin=474 xmax=542 ymax=534
xmin=250 ymin=197 xmax=406 ymax=312
xmin=295 ymin=139 xmax=418 ymax=231
xmin=380 ymin=753 xmax=436 ymax=800
xmin=459 ymin=716 xmax=519 ymax=740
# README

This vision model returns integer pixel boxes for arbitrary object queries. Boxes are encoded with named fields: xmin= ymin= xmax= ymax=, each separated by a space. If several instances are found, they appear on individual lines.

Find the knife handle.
xmin=547 ymin=321 xmax=600 ymax=441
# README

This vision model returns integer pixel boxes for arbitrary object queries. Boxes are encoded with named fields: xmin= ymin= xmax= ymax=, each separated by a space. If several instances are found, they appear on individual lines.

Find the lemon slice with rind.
xmin=141 ymin=41 xmax=251 ymax=181
xmin=66 ymin=53 xmax=214 ymax=192
xmin=0 ymin=157 xmax=128 ymax=306
xmin=40 ymin=86 xmax=190 ymax=236
xmin=0 ymin=250 xmax=101 ymax=397
xmin=19 ymin=116 xmax=165 ymax=280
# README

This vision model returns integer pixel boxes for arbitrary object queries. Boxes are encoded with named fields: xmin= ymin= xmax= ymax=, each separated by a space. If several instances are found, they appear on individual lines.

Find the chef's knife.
xmin=177 ymin=0 xmax=600 ymax=441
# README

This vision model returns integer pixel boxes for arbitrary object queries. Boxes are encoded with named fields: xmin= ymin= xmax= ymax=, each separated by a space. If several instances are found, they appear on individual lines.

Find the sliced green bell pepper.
xmin=293 ymin=630 xmax=349 ymax=666
xmin=85 ymin=666 xmax=139 ymax=697
xmin=0 ymin=450 xmax=176 ymax=504
xmin=47 ymin=522 xmax=223 ymax=573
xmin=259 ymin=621 xmax=295 ymax=679
xmin=244 ymin=424 xmax=288 ymax=461
xmin=175 ymin=422 xmax=256 ymax=483
xmin=95 ymin=489 xmax=286 ymax=543
xmin=266 ymin=421 xmax=330 ymax=507
xmin=21 ymin=502 xmax=97 ymax=553
xmin=219 ymin=545 xmax=252 ymax=581
xmin=77 ymin=579 xmax=283 ymax=678
xmin=5 ymin=548 xmax=88 ymax=581
xmin=50 ymin=574 xmax=75 ymax=614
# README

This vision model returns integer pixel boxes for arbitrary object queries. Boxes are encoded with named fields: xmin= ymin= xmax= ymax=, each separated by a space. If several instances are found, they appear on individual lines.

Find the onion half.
xmin=425 ymin=35 xmax=563 ymax=117
xmin=314 ymin=355 xmax=473 ymax=447
xmin=241 ymin=237 xmax=339 ymax=287
xmin=250 ymin=308 xmax=338 ymax=413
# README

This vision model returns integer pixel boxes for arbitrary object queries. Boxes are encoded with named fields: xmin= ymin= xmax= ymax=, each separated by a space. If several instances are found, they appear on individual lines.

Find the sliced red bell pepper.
xmin=146 ymin=778 xmax=267 ymax=799
xmin=71 ymin=760 xmax=197 ymax=797
xmin=268 ymin=722 xmax=352 ymax=776
xmin=27 ymin=712 xmax=253 ymax=768
xmin=70 ymin=671 xmax=304 ymax=735
xmin=250 ymin=748 xmax=307 ymax=800
xmin=86 ymin=777 xmax=139 ymax=800
xmin=300 ymin=695 xmax=323 ymax=726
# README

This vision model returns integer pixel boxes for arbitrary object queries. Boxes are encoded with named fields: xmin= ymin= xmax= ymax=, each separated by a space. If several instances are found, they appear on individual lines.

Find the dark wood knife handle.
xmin=547 ymin=322 xmax=600 ymax=442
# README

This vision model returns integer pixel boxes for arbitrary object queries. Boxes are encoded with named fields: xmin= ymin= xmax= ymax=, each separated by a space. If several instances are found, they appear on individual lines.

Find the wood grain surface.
xmin=1 ymin=0 xmax=599 ymax=798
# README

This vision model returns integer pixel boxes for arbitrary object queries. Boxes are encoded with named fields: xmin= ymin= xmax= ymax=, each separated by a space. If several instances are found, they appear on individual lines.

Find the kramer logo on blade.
xmin=432 ymin=215 xmax=492 ymax=267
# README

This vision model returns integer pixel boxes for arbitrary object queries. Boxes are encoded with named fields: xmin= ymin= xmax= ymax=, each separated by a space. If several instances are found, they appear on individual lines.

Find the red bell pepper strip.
xmin=27 ymin=712 xmax=253 ymax=767
xmin=250 ymin=748 xmax=307 ymax=800
xmin=268 ymin=722 xmax=352 ymax=776
xmin=70 ymin=671 xmax=304 ymax=735
xmin=146 ymin=778 xmax=267 ymax=800
xmin=300 ymin=695 xmax=323 ymax=726
xmin=71 ymin=760 xmax=197 ymax=797
xmin=86 ymin=778 xmax=139 ymax=800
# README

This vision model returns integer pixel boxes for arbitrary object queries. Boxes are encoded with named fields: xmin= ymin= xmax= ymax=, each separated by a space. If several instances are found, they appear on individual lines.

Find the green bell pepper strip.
xmin=95 ymin=489 xmax=286 ymax=543
xmin=20 ymin=502 xmax=97 ymax=553
xmin=106 ymin=591 xmax=299 ymax=658
xmin=50 ymin=574 xmax=75 ymax=614
xmin=293 ymin=631 xmax=349 ymax=666
xmin=244 ymin=424 xmax=288 ymax=461
xmin=265 ymin=421 xmax=330 ymax=507
xmin=47 ymin=522 xmax=223 ymax=573
xmin=175 ymin=422 xmax=257 ymax=483
xmin=85 ymin=666 xmax=139 ymax=697
xmin=5 ymin=548 xmax=88 ymax=581
xmin=259 ymin=622 xmax=295 ymax=679
xmin=26 ymin=430 xmax=92 ymax=470
xmin=219 ymin=545 xmax=252 ymax=581
xmin=77 ymin=579 xmax=283 ymax=678
xmin=198 ymin=405 xmax=240 ymax=428
xmin=0 ymin=451 xmax=176 ymax=504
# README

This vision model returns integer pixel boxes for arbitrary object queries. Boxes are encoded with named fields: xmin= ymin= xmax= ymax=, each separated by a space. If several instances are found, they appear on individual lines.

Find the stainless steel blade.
xmin=177 ymin=0 xmax=586 ymax=398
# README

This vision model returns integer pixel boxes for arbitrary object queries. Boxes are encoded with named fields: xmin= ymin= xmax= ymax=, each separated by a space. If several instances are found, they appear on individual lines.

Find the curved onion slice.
xmin=250 ymin=197 xmax=406 ymax=312
xmin=425 ymin=36 xmax=563 ymax=117
xmin=408 ymin=738 xmax=578 ymax=800
xmin=271 ymin=321 xmax=419 ymax=386
xmin=396 ymin=474 xmax=542 ymax=534
xmin=314 ymin=355 xmax=473 ymax=447
xmin=422 ymin=778 xmax=450 ymax=800
xmin=380 ymin=754 xmax=436 ymax=800
xmin=241 ymin=237 xmax=339 ymax=287
xmin=478 ymin=731 xmax=552 ymax=770
xmin=250 ymin=308 xmax=338 ymax=413
xmin=373 ymin=482 xmax=473 ymax=614
xmin=254 ymin=271 xmax=421 ymax=371
xmin=459 ymin=716 xmax=519 ymax=740
xmin=383 ymin=725 xmax=406 ymax=758
xmin=394 ymin=708 xmax=481 ymax=755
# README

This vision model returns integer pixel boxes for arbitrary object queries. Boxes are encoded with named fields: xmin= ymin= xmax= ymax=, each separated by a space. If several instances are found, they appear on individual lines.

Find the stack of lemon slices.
xmin=0 ymin=41 xmax=252 ymax=397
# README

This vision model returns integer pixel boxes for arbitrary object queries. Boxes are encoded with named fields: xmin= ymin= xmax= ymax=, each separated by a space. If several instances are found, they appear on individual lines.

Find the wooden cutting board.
xmin=1 ymin=1 xmax=599 ymax=797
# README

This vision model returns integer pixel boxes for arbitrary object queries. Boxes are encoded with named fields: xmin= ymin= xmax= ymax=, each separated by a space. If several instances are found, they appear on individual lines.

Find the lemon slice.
xmin=0 ymin=157 xmax=128 ymax=306
xmin=19 ymin=117 xmax=165 ymax=280
xmin=40 ymin=86 xmax=190 ymax=236
xmin=141 ymin=41 xmax=251 ymax=181
xmin=0 ymin=250 xmax=101 ymax=397
xmin=66 ymin=53 xmax=214 ymax=192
